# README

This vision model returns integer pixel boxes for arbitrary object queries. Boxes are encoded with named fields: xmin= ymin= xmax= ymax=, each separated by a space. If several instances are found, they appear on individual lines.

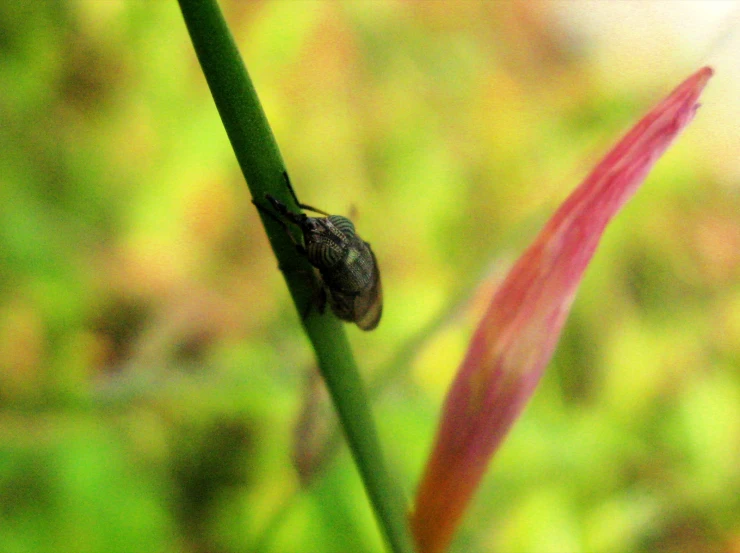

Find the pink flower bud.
xmin=411 ymin=67 xmax=713 ymax=553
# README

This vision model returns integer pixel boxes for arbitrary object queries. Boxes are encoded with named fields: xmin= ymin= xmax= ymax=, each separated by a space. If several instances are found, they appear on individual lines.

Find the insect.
xmin=254 ymin=173 xmax=382 ymax=331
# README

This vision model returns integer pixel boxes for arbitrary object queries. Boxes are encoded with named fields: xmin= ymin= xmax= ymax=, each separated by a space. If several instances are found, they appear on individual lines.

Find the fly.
xmin=254 ymin=173 xmax=382 ymax=331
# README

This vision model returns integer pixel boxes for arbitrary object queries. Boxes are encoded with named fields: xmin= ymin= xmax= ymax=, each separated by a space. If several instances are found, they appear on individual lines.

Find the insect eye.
xmin=329 ymin=216 xmax=355 ymax=237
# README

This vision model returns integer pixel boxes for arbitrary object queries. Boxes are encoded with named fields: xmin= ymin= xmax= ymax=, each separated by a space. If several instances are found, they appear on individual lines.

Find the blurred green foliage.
xmin=0 ymin=2 xmax=738 ymax=553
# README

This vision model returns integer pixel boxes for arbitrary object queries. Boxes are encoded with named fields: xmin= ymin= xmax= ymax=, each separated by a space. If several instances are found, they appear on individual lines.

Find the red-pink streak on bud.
xmin=411 ymin=67 xmax=713 ymax=553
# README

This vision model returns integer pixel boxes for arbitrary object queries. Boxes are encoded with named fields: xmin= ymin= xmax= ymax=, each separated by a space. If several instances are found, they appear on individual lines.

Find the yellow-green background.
xmin=1 ymin=2 xmax=738 ymax=552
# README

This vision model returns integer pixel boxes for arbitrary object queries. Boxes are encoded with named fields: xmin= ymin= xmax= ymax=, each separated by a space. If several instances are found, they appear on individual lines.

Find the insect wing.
xmin=354 ymin=249 xmax=382 ymax=331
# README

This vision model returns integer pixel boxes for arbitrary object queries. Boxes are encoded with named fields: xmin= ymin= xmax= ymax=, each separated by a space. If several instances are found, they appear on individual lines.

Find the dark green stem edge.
xmin=176 ymin=2 xmax=415 ymax=552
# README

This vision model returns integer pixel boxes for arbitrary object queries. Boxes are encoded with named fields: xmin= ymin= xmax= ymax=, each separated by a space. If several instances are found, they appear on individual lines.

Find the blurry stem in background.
xmin=176 ymin=1 xmax=414 ymax=552
xmin=255 ymin=263 xmax=500 ymax=550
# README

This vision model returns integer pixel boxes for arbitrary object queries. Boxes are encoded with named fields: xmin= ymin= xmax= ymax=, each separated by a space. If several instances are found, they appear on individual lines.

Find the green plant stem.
xmin=177 ymin=1 xmax=414 ymax=552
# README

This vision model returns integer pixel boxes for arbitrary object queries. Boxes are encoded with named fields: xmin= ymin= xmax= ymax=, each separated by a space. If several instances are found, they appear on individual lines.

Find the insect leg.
xmin=302 ymin=273 xmax=327 ymax=320
xmin=254 ymin=196 xmax=320 ymax=318
xmin=282 ymin=171 xmax=331 ymax=217
xmin=282 ymin=171 xmax=300 ymax=205
xmin=252 ymin=198 xmax=289 ymax=230
xmin=252 ymin=198 xmax=307 ymax=256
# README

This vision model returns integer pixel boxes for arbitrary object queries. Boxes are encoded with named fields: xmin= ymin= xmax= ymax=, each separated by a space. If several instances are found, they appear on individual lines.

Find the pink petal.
xmin=411 ymin=67 xmax=713 ymax=553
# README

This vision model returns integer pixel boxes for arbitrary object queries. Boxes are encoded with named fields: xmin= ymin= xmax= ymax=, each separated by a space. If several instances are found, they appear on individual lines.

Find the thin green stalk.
xmin=176 ymin=2 xmax=415 ymax=552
